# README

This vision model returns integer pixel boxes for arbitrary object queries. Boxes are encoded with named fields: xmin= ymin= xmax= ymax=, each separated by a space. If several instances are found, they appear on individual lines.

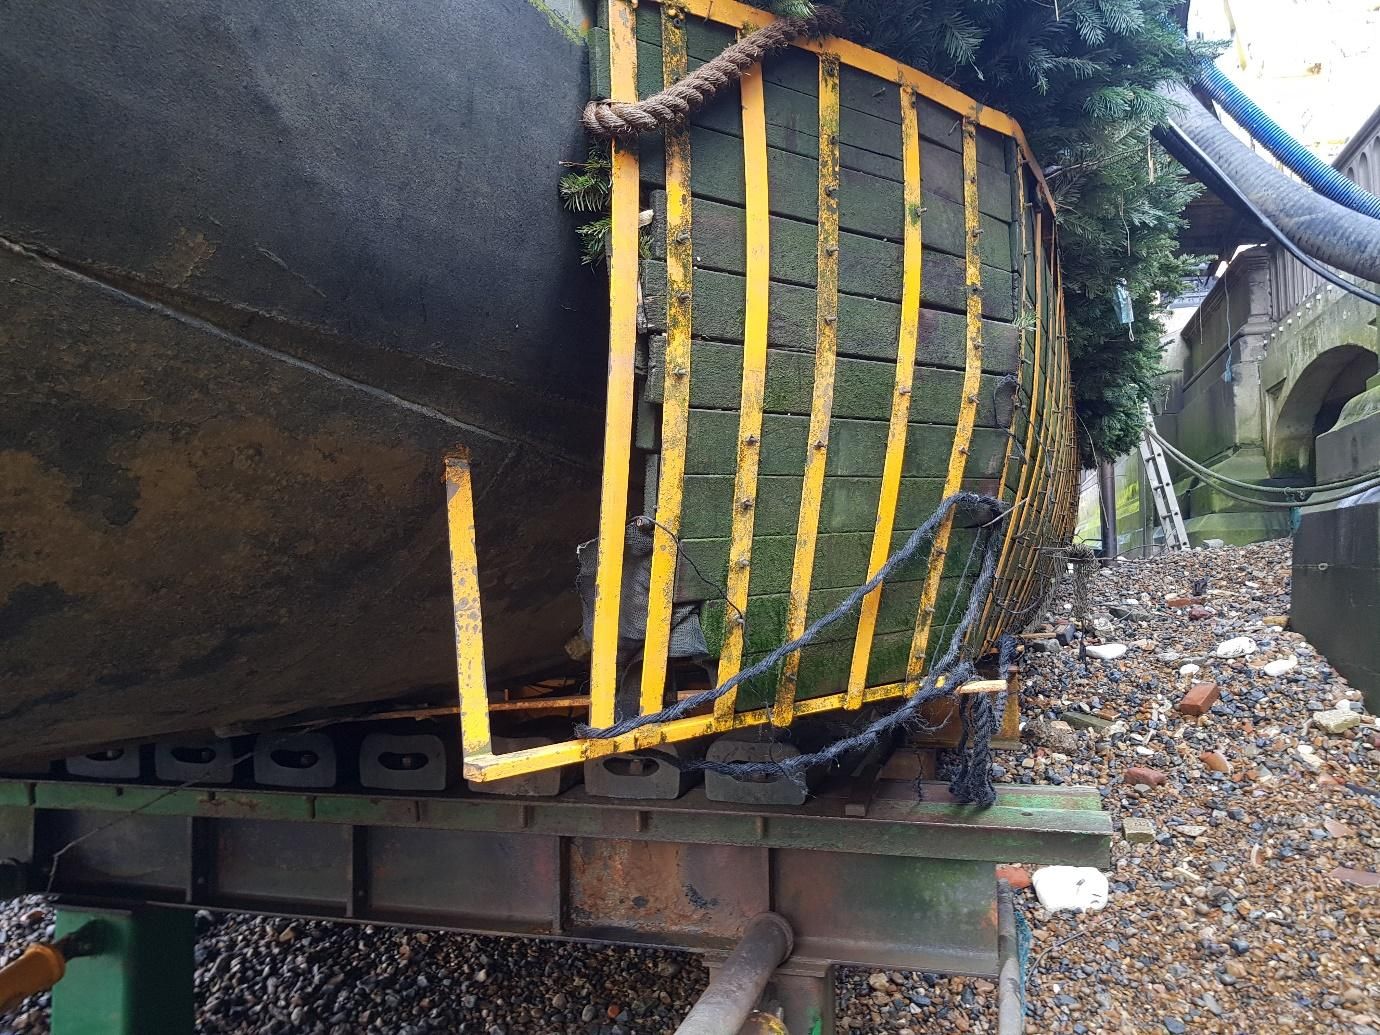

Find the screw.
xmin=676 ymin=290 xmax=692 ymax=302
xmin=739 ymin=497 xmax=754 ymax=511
xmin=825 ymin=244 xmax=839 ymax=256
xmin=814 ymin=439 xmax=827 ymax=450
xmin=744 ymin=434 xmax=759 ymax=446
xmin=898 ymin=385 xmax=911 ymax=396
xmin=737 ymin=558 xmax=750 ymax=570
xmin=672 ymin=366 xmax=687 ymax=378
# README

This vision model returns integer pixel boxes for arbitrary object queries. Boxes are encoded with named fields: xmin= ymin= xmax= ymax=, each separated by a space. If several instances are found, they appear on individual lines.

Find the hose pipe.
xmin=1196 ymin=65 xmax=1380 ymax=221
xmin=0 ymin=922 xmax=103 ymax=1014
xmin=1155 ymin=82 xmax=1380 ymax=284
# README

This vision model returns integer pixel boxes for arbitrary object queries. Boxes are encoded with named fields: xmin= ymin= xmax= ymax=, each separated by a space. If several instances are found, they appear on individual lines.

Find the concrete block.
xmin=253 ymin=732 xmax=338 ymax=788
xmin=584 ymin=743 xmax=699 ymax=800
xmin=66 ymin=746 xmax=143 ymax=780
xmin=155 ymin=739 xmax=237 ymax=784
xmin=467 ymin=736 xmax=577 ymax=797
xmin=704 ymin=733 xmax=812 ymax=806
xmin=360 ymin=733 xmax=455 ymax=792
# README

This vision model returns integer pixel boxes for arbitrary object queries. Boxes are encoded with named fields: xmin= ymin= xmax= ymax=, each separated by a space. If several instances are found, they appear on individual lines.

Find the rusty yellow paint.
xmin=845 ymin=85 xmax=922 ymax=710
xmin=995 ymin=168 xmax=1029 ymax=504
xmin=445 ymin=453 xmax=492 ymax=758
xmin=589 ymin=0 xmax=641 ymax=729
xmin=773 ymin=54 xmax=840 ymax=727
xmin=714 ymin=53 xmax=771 ymax=724
xmin=904 ymin=118 xmax=984 ymax=682
xmin=639 ymin=5 xmax=693 ymax=718
xmin=463 ymin=673 xmax=983 ymax=781
xmin=668 ymin=0 xmax=1055 ymax=216
xmin=1007 ymin=232 xmax=1063 ymax=618
xmin=980 ymin=210 xmax=1045 ymax=634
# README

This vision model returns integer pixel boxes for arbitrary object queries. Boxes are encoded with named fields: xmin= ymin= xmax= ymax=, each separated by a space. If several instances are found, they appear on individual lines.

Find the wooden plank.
xmin=682 ymin=526 xmax=985 ymax=598
xmin=683 ymin=411 xmax=1009 ymax=479
xmin=641 ymin=270 xmax=1019 ymax=374
xmin=679 ymin=473 xmax=1001 ymax=539
xmin=645 ymin=338 xmax=1006 ymax=427
xmin=648 ymin=193 xmax=1015 ymax=320
xmin=702 ymin=581 xmax=969 ymax=659
xmin=639 ymin=127 xmax=1014 ymax=269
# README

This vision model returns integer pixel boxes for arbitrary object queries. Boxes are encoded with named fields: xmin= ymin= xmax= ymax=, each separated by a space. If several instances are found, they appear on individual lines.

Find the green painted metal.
xmin=0 ymin=779 xmax=1111 ymax=868
xmin=52 ymin=907 xmax=193 ymax=1035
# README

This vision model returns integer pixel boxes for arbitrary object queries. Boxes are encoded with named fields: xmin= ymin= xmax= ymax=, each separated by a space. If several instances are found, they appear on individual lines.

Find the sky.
xmin=1188 ymin=0 xmax=1380 ymax=161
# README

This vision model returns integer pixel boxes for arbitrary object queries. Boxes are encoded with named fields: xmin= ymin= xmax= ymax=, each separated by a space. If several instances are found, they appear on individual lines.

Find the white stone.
xmin=1214 ymin=637 xmax=1258 ymax=659
xmin=1179 ymin=664 xmax=1201 ymax=677
xmin=1085 ymin=643 xmax=1128 ymax=661
xmin=1177 ymin=825 xmax=1208 ymax=838
xmin=1314 ymin=708 xmax=1361 ymax=734
xmin=1262 ymin=657 xmax=1297 ymax=677
xmin=1031 ymin=866 xmax=1110 ymax=914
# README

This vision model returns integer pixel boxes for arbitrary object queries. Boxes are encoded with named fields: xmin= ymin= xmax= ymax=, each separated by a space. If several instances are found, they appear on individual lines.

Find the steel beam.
xmin=0 ymin=777 xmax=1108 ymax=982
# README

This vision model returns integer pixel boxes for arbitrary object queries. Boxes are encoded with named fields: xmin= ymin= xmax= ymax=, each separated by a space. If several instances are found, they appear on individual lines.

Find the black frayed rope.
xmin=576 ymin=492 xmax=1021 ymax=806
xmin=576 ymin=491 xmax=1005 ymax=741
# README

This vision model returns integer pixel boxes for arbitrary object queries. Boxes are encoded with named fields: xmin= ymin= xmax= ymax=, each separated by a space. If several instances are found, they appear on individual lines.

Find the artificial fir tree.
xmin=763 ymin=0 xmax=1218 ymax=465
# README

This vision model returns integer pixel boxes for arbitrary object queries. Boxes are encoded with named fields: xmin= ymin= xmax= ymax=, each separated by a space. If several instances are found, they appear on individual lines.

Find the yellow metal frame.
xmin=458 ymin=0 xmax=1078 ymax=781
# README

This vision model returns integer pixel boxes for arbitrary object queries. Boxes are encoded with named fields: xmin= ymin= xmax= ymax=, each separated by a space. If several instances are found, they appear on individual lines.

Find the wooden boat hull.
xmin=0 ymin=0 xmax=605 ymax=762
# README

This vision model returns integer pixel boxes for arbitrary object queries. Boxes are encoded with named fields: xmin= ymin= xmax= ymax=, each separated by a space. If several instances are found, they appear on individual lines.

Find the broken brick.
xmin=1166 ymin=595 xmax=1206 ymax=608
xmin=1200 ymin=750 xmax=1232 ymax=774
xmin=1178 ymin=681 xmax=1221 ymax=717
xmin=1125 ymin=766 xmax=1168 ymax=788
xmin=996 ymin=864 xmax=1032 ymax=890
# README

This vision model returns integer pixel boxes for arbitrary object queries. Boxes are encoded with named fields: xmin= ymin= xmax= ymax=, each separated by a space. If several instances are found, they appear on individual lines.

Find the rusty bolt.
xmin=967 ymin=393 xmax=979 ymax=403
xmin=824 ymin=184 xmax=838 ymax=198
xmin=824 ymin=314 xmax=837 ymax=325
xmin=744 ymin=434 xmax=759 ymax=446
xmin=814 ymin=439 xmax=827 ymax=451
xmin=737 ymin=558 xmax=750 ymax=570
xmin=676 ymin=290 xmax=692 ymax=302
xmin=825 ymin=244 xmax=839 ymax=256
xmin=675 ymin=230 xmax=691 ymax=244
xmin=739 ymin=497 xmax=754 ymax=511
xmin=898 ymin=385 xmax=911 ymax=396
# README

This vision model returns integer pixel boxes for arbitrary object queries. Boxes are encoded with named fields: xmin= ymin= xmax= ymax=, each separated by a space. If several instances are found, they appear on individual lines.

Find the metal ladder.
xmin=1139 ymin=405 xmax=1191 ymax=551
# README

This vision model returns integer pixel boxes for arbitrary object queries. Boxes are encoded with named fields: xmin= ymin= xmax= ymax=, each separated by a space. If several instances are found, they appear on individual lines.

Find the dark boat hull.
xmin=0 ymin=0 xmax=604 ymax=761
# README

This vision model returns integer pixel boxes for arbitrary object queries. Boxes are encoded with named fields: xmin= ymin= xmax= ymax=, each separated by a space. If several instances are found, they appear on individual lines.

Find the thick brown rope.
xmin=582 ymin=9 xmax=847 ymax=140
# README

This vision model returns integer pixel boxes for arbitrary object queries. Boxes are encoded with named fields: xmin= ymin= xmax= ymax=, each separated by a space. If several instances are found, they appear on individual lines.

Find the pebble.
xmin=1314 ymin=708 xmax=1361 ymax=733
xmin=1085 ymin=643 xmax=1128 ymax=661
xmin=1263 ymin=656 xmax=1298 ymax=677
xmin=1214 ymin=636 xmax=1258 ymax=658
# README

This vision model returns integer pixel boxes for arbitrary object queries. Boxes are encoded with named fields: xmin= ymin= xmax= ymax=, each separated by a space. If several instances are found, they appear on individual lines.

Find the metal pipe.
xmin=676 ymin=913 xmax=794 ymax=1035
xmin=1097 ymin=461 xmax=1118 ymax=563
xmin=996 ymin=881 xmax=1024 ymax=1035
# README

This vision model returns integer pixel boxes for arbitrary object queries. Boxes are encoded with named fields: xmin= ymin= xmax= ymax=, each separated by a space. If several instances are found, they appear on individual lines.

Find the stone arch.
xmin=1272 ymin=343 xmax=1379 ymax=478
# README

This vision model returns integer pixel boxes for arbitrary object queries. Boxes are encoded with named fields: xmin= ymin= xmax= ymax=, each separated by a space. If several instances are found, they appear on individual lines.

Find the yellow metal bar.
xmin=714 ymin=52 xmax=771 ymax=723
xmin=1008 ymin=232 xmax=1062 ymax=618
xmin=639 ymin=5 xmax=693 ymax=718
xmin=773 ymin=54 xmax=840 ymax=727
xmin=464 ymin=674 xmax=982 ymax=781
xmin=904 ymin=117 xmax=984 ymax=681
xmin=995 ymin=167 xmax=1029 ymax=503
xmin=446 ymin=454 xmax=492 ymax=758
xmin=845 ymin=84 xmax=922 ymax=709
xmin=981 ymin=210 xmax=1045 ymax=633
xmin=588 ymin=0 xmax=640 ymax=729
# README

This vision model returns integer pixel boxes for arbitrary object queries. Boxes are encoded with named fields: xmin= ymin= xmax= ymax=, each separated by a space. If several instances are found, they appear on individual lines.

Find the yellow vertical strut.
xmin=639 ymin=6 xmax=694 ymax=717
xmin=773 ymin=54 xmax=840 ymax=727
xmin=1009 ymin=231 xmax=1062 ymax=617
xmin=845 ymin=85 xmax=922 ymax=709
xmin=981 ymin=210 xmax=1044 ymax=633
xmin=446 ymin=453 xmax=492 ymax=759
xmin=588 ymin=0 xmax=640 ymax=728
xmin=904 ymin=117 xmax=984 ymax=680
xmin=714 ymin=53 xmax=771 ymax=724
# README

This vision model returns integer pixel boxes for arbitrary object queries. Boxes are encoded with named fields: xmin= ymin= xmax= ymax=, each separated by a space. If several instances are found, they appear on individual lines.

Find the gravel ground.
xmin=1 ymin=539 xmax=1376 ymax=1034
